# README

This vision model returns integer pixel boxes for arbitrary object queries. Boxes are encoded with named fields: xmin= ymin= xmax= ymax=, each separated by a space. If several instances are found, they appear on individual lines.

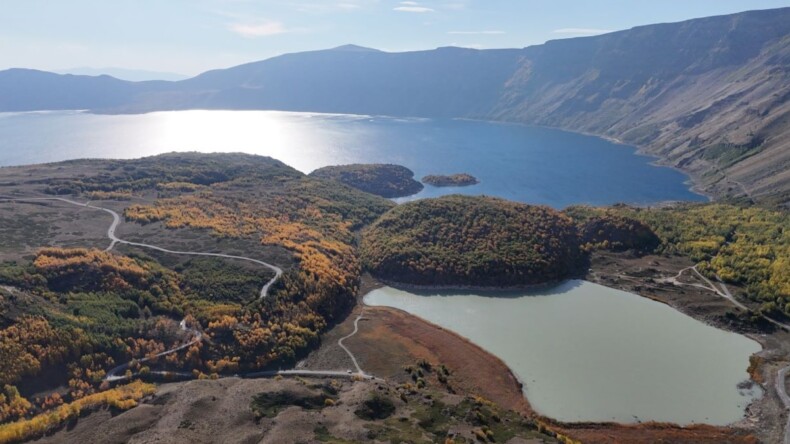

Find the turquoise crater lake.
xmin=0 ymin=110 xmax=706 ymax=208
xmin=364 ymin=281 xmax=762 ymax=425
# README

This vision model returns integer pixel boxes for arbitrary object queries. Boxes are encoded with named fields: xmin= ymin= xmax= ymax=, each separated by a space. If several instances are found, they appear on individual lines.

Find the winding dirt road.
xmin=1 ymin=196 xmax=372 ymax=382
xmin=16 ymin=197 xmax=284 ymax=298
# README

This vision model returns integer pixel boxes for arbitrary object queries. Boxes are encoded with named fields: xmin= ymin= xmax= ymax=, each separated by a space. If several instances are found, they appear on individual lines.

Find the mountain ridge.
xmin=1 ymin=7 xmax=788 ymax=204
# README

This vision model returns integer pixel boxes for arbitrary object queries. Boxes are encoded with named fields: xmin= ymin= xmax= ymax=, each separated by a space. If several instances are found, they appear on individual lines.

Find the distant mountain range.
xmin=1 ymin=8 xmax=788 ymax=204
xmin=56 ymin=67 xmax=189 ymax=82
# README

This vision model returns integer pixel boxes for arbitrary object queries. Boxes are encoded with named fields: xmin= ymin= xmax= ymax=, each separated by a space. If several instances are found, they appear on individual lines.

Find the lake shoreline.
xmin=0 ymin=109 xmax=708 ymax=208
xmin=367 ymin=248 xmax=790 ymax=442
xmin=370 ymin=277 xmax=567 ymax=294
xmin=4 ymin=108 xmax=715 ymax=203
xmin=357 ymin=281 xmax=732 ymax=441
xmin=363 ymin=281 xmax=763 ymax=427
xmin=455 ymin=116 xmax=716 ymax=203
xmin=357 ymin=275 xmax=766 ymax=442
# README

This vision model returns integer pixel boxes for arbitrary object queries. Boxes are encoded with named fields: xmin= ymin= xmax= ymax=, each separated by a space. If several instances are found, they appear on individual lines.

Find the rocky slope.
xmin=33 ymin=377 xmax=561 ymax=444
xmin=490 ymin=8 xmax=790 ymax=205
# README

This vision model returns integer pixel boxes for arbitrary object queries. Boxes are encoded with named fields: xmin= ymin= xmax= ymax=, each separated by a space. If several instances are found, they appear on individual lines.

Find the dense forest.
xmin=308 ymin=163 xmax=424 ymax=198
xmin=577 ymin=215 xmax=661 ymax=253
xmin=422 ymin=173 xmax=479 ymax=187
xmin=565 ymin=204 xmax=790 ymax=315
xmin=361 ymin=195 xmax=584 ymax=287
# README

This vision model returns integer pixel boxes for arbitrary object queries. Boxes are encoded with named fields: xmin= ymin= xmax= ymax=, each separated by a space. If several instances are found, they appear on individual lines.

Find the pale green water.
xmin=364 ymin=280 xmax=762 ymax=425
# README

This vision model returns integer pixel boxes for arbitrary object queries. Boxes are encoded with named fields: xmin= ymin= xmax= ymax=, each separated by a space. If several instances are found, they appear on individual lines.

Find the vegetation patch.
xmin=579 ymin=215 xmax=660 ymax=253
xmin=251 ymin=389 xmax=335 ymax=419
xmin=309 ymin=164 xmax=424 ymax=198
xmin=175 ymin=257 xmax=272 ymax=305
xmin=702 ymin=137 xmax=765 ymax=169
xmin=566 ymin=203 xmax=789 ymax=315
xmin=0 ymin=381 xmax=155 ymax=444
xmin=364 ymin=390 xmax=557 ymax=444
xmin=355 ymin=394 xmax=396 ymax=420
xmin=313 ymin=425 xmax=356 ymax=443
xmin=422 ymin=173 xmax=479 ymax=187
xmin=361 ymin=195 xmax=584 ymax=287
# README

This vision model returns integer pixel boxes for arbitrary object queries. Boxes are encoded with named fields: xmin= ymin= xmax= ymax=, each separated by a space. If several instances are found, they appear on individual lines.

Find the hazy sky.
xmin=1 ymin=0 xmax=788 ymax=76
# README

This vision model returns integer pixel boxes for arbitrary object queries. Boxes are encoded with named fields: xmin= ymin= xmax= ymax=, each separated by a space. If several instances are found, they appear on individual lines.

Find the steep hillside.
xmin=491 ymin=8 xmax=790 ymax=204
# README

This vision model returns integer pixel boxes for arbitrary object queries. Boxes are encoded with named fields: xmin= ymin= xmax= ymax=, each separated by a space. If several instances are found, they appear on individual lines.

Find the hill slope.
xmin=162 ymin=45 xmax=524 ymax=117
xmin=0 ymin=69 xmax=169 ymax=111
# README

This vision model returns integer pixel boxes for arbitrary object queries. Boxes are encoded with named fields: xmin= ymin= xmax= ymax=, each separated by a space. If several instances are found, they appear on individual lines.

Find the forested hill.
xmin=361 ymin=195 xmax=585 ymax=287
xmin=1 ymin=8 xmax=789 ymax=204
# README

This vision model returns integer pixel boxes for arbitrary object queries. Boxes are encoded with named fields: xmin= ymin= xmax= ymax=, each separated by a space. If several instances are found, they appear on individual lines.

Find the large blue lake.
xmin=0 ymin=110 xmax=705 ymax=207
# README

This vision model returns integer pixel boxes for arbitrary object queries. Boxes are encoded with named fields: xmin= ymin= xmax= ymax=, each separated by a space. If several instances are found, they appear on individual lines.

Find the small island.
xmin=310 ymin=163 xmax=424 ymax=198
xmin=361 ymin=195 xmax=585 ymax=288
xmin=421 ymin=173 xmax=479 ymax=187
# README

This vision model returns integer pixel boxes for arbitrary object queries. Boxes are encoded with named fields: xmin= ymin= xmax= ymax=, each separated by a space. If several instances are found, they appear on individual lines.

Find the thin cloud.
xmin=229 ymin=20 xmax=289 ymax=37
xmin=394 ymin=1 xmax=434 ymax=12
xmin=394 ymin=6 xmax=434 ymax=12
xmin=443 ymin=2 xmax=467 ymax=10
xmin=447 ymin=30 xmax=505 ymax=35
xmin=293 ymin=1 xmax=375 ymax=13
xmin=553 ymin=28 xmax=613 ymax=36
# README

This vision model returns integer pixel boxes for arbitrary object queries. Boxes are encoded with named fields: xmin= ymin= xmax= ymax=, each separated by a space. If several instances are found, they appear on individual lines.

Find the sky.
xmin=1 ymin=0 xmax=788 ymax=77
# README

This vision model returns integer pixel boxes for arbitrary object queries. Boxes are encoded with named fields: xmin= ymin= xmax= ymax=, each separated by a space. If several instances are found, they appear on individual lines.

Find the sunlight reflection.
xmin=152 ymin=110 xmax=351 ymax=172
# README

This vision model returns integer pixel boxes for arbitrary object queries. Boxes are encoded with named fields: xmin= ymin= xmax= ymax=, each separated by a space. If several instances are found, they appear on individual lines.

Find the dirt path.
xmin=337 ymin=312 xmax=366 ymax=375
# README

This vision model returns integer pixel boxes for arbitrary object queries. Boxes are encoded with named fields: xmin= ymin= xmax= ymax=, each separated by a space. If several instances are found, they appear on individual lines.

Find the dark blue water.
xmin=0 ymin=110 xmax=706 ymax=208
